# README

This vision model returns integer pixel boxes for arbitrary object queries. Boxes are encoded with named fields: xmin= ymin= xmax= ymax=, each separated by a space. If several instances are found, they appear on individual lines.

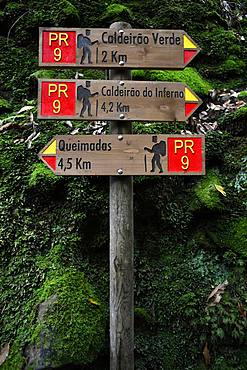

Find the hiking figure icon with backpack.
xmin=77 ymin=81 xmax=98 ymax=117
xmin=144 ymin=136 xmax=166 ymax=173
xmin=77 ymin=30 xmax=98 ymax=64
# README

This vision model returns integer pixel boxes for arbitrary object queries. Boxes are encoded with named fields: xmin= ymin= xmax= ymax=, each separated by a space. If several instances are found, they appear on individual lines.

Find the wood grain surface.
xmin=39 ymin=27 xmax=200 ymax=69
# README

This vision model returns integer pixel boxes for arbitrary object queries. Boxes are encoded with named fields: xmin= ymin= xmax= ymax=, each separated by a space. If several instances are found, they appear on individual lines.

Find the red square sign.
xmin=167 ymin=137 xmax=204 ymax=173
xmin=40 ymin=81 xmax=76 ymax=117
xmin=42 ymin=31 xmax=76 ymax=64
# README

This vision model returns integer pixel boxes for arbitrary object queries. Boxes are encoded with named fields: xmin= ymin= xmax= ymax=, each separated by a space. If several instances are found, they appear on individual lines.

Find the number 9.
xmin=181 ymin=155 xmax=189 ymax=170
xmin=54 ymin=47 xmax=62 ymax=61
xmin=53 ymin=100 xmax=61 ymax=114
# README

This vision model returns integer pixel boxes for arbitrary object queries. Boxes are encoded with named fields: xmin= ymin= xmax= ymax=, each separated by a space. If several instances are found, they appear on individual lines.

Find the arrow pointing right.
xmin=183 ymin=34 xmax=200 ymax=66
xmin=184 ymin=86 xmax=201 ymax=118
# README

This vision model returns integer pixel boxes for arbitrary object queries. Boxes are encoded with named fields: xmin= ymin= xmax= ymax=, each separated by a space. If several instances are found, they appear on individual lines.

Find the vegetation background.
xmin=0 ymin=0 xmax=247 ymax=369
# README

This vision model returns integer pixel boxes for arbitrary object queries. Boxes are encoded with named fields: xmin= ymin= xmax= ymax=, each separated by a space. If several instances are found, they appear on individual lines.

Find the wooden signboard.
xmin=39 ymin=135 xmax=205 ymax=176
xmin=39 ymin=28 xmax=200 ymax=69
xmin=38 ymin=79 xmax=202 ymax=121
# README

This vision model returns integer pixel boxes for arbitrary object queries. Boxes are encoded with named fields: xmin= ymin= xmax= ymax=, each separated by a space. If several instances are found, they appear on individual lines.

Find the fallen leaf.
xmin=207 ymin=280 xmax=228 ymax=307
xmin=65 ymin=120 xmax=73 ymax=128
xmin=16 ymin=106 xmax=34 ymax=115
xmin=203 ymin=342 xmax=211 ymax=366
xmin=88 ymin=298 xmax=100 ymax=306
xmin=71 ymin=128 xmax=80 ymax=135
xmin=215 ymin=184 xmax=226 ymax=196
xmin=0 ymin=343 xmax=10 ymax=366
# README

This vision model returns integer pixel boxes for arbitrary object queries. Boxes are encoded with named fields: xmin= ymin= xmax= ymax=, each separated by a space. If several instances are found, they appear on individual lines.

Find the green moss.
xmin=3 ymin=243 xmax=107 ymax=369
xmin=29 ymin=269 xmax=106 ymax=368
xmin=220 ymin=217 xmax=247 ymax=257
xmin=238 ymin=91 xmax=247 ymax=100
xmin=199 ymin=29 xmax=240 ymax=63
xmin=60 ymin=0 xmax=79 ymax=19
xmin=102 ymin=3 xmax=132 ymax=22
xmin=28 ymin=163 xmax=59 ymax=188
xmin=218 ymin=106 xmax=247 ymax=135
xmin=198 ymin=28 xmax=247 ymax=84
xmin=194 ymin=170 xmax=224 ymax=209
xmin=214 ymin=57 xmax=246 ymax=78
xmin=29 ymin=70 xmax=57 ymax=80
xmin=135 ymin=307 xmax=152 ymax=324
xmin=1 ymin=342 xmax=25 ymax=370
xmin=0 ymin=37 xmax=36 ymax=102
xmin=132 ymin=67 xmax=212 ymax=96
xmin=0 ymin=98 xmax=11 ymax=113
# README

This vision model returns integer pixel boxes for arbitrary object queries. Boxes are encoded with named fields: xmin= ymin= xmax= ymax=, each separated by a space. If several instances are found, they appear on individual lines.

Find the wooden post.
xmin=109 ymin=22 xmax=134 ymax=370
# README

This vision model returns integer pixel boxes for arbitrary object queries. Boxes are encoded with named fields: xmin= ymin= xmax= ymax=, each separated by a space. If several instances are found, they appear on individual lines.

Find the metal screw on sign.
xmin=119 ymin=114 xmax=125 ymax=119
xmin=117 ymin=168 xmax=123 ymax=175
xmin=118 ymin=135 xmax=123 ymax=140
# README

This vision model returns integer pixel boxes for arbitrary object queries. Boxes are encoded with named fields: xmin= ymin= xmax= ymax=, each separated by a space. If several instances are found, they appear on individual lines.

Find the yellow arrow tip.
xmin=43 ymin=139 xmax=56 ymax=155
xmin=184 ymin=35 xmax=197 ymax=49
xmin=185 ymin=87 xmax=199 ymax=102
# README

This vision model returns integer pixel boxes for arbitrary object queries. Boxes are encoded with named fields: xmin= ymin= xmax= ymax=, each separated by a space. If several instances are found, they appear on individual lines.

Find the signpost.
xmin=38 ymin=79 xmax=202 ymax=121
xmin=39 ymin=27 xmax=200 ymax=69
xmin=38 ymin=21 xmax=204 ymax=370
xmin=39 ymin=135 xmax=205 ymax=176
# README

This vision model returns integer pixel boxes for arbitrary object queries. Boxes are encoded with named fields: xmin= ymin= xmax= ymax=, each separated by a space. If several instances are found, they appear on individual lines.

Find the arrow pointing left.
xmin=39 ymin=138 xmax=57 ymax=172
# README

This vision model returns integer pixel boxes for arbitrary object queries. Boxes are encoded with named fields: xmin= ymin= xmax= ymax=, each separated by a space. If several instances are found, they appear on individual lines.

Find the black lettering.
xmin=152 ymin=32 xmax=159 ymax=44
xmin=165 ymin=36 xmax=169 ymax=44
xmin=102 ymin=51 xmax=107 ymax=63
xmin=169 ymin=33 xmax=175 ymax=45
xmin=111 ymin=50 xmax=118 ymax=62
xmin=102 ymin=32 xmax=107 ymax=43
xmin=109 ymin=102 xmax=114 ymax=112
xmin=81 ymin=143 xmax=89 ymax=151
xmin=76 ymin=158 xmax=82 ymax=169
xmin=59 ymin=139 xmax=65 ymax=151
xmin=159 ymin=36 xmax=164 ymax=45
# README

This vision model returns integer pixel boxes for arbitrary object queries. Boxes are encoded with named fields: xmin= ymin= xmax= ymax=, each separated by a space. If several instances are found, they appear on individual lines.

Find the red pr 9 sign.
xmin=167 ymin=137 xmax=204 ymax=174
xmin=42 ymin=31 xmax=76 ymax=64
xmin=40 ymin=81 xmax=76 ymax=116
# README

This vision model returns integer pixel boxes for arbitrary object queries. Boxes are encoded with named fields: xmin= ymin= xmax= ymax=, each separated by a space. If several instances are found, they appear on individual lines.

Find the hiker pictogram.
xmin=77 ymin=30 xmax=98 ymax=64
xmin=77 ymin=81 xmax=98 ymax=117
xmin=144 ymin=136 xmax=166 ymax=173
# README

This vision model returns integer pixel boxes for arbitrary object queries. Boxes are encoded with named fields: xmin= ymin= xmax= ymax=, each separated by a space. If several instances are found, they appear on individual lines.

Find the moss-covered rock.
xmin=101 ymin=3 xmax=132 ymax=23
xmin=193 ymin=170 xmax=225 ymax=210
xmin=219 ymin=217 xmax=247 ymax=257
xmin=218 ymin=106 xmax=247 ymax=136
xmin=2 ymin=244 xmax=107 ymax=370
xmin=28 ymin=269 xmax=106 ymax=368
xmin=198 ymin=27 xmax=247 ymax=86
